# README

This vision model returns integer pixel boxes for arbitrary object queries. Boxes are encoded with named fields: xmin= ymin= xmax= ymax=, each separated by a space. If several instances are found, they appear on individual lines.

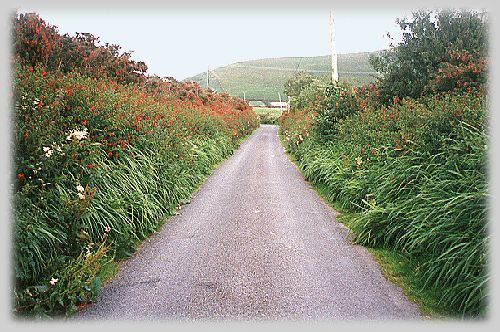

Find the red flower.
xmin=87 ymin=163 xmax=94 ymax=169
xmin=17 ymin=173 xmax=25 ymax=181
xmin=42 ymin=71 xmax=47 ymax=76
xmin=107 ymin=151 xmax=113 ymax=158
xmin=28 ymin=66 xmax=33 ymax=72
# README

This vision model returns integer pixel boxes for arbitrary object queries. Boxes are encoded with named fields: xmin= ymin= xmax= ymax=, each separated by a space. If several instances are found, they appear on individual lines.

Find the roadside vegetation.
xmin=279 ymin=9 xmax=488 ymax=318
xmin=11 ymin=12 xmax=259 ymax=317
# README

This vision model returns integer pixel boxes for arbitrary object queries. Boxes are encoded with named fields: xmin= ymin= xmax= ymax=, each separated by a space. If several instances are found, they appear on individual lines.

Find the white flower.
xmin=76 ymin=185 xmax=85 ymax=193
xmin=66 ymin=128 xmax=88 ymax=142
xmin=50 ymin=277 xmax=59 ymax=286
xmin=52 ymin=143 xmax=63 ymax=153
xmin=43 ymin=146 xmax=53 ymax=157
xmin=77 ymin=192 xmax=85 ymax=200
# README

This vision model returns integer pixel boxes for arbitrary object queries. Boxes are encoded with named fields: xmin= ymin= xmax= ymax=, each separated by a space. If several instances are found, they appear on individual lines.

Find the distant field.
xmin=253 ymin=107 xmax=283 ymax=116
xmin=248 ymin=100 xmax=266 ymax=107
xmin=253 ymin=107 xmax=283 ymax=125
xmin=185 ymin=52 xmax=379 ymax=101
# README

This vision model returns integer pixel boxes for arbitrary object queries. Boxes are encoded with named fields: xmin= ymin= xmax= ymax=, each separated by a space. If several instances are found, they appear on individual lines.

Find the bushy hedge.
xmin=12 ymin=12 xmax=148 ymax=84
xmin=11 ymin=12 xmax=259 ymax=317
xmin=280 ymin=86 xmax=487 ymax=317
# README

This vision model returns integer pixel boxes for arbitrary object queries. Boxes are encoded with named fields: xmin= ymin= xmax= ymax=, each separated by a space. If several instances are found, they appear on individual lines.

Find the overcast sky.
xmin=17 ymin=9 xmax=414 ymax=80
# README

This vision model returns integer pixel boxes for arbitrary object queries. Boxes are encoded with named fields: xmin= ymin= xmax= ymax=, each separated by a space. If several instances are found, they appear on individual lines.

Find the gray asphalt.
xmin=75 ymin=124 xmax=421 ymax=321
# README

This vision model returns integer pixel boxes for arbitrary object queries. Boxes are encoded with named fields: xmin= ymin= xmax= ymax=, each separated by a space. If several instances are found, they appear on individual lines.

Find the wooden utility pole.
xmin=207 ymin=66 xmax=210 ymax=88
xmin=329 ymin=9 xmax=339 ymax=82
xmin=278 ymin=92 xmax=283 ymax=114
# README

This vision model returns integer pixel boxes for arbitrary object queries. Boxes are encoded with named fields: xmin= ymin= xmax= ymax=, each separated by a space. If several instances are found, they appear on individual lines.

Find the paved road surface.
xmin=75 ymin=125 xmax=420 ymax=321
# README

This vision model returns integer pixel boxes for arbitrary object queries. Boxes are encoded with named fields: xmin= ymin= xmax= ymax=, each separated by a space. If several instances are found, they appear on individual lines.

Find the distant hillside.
xmin=185 ymin=52 xmax=379 ymax=101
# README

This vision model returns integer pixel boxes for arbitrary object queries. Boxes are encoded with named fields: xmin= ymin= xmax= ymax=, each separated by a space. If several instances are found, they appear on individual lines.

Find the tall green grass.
xmin=14 ymin=125 xmax=239 ymax=316
xmin=281 ymin=90 xmax=488 ymax=317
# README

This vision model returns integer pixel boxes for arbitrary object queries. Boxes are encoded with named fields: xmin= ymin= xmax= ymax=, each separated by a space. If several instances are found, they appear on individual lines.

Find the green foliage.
xmin=281 ymin=88 xmax=488 ymax=317
xmin=13 ymin=65 xmax=254 ymax=317
xmin=313 ymin=83 xmax=361 ymax=140
xmin=15 ymin=242 xmax=111 ymax=317
xmin=279 ymin=8 xmax=489 ymax=317
xmin=290 ymin=78 xmax=327 ymax=112
xmin=283 ymin=71 xmax=317 ymax=97
xmin=370 ymin=9 xmax=487 ymax=103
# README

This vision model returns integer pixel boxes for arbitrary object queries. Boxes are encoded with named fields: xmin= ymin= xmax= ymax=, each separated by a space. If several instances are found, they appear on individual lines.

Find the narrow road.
xmin=76 ymin=125 xmax=420 ymax=321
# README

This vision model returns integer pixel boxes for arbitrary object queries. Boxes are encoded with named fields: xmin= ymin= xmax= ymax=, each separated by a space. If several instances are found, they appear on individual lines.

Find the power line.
xmin=228 ymin=64 xmax=376 ymax=74
xmin=294 ymin=57 xmax=303 ymax=72
xmin=207 ymin=69 xmax=226 ymax=93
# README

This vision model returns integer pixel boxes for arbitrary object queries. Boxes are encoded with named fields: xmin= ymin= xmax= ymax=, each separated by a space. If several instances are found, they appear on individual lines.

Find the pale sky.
xmin=17 ymin=9 xmax=413 ymax=80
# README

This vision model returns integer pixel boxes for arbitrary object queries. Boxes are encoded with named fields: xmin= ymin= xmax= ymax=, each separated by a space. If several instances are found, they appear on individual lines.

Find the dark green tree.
xmin=370 ymin=9 xmax=487 ymax=103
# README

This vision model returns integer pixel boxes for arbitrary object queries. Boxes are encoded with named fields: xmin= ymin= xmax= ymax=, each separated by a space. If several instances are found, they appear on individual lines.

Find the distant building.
xmin=268 ymin=101 xmax=288 ymax=108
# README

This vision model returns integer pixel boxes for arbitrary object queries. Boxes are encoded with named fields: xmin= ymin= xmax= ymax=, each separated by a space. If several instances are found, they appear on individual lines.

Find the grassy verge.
xmin=314 ymin=183 xmax=451 ymax=319
xmin=278 ymin=133 xmax=452 ymax=319
xmin=80 ymin=130 xmax=255 ymax=307
xmin=279 ymin=86 xmax=487 ymax=318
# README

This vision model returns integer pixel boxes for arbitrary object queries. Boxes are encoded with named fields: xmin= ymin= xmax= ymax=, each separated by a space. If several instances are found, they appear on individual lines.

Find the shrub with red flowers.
xmin=12 ymin=12 xmax=148 ymax=84
xmin=279 ymin=108 xmax=314 ymax=152
xmin=425 ymin=50 xmax=487 ymax=94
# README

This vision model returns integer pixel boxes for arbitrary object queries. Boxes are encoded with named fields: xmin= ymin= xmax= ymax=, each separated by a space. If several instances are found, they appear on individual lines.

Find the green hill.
xmin=184 ymin=52 xmax=379 ymax=101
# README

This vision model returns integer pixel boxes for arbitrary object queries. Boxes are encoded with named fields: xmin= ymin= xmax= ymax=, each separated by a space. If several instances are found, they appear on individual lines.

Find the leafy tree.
xmin=284 ymin=71 xmax=317 ymax=98
xmin=314 ymin=83 xmax=360 ymax=140
xmin=284 ymin=72 xmax=329 ymax=112
xmin=370 ymin=9 xmax=487 ymax=103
